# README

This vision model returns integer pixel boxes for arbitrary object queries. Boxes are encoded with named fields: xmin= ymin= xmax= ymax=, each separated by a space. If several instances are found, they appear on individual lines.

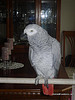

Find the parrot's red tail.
xmin=42 ymin=84 xmax=54 ymax=95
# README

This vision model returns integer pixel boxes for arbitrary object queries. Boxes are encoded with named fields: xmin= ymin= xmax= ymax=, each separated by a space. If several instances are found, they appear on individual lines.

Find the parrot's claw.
xmin=35 ymin=78 xmax=39 ymax=85
xmin=44 ymin=78 xmax=49 ymax=88
xmin=35 ymin=75 xmax=43 ymax=85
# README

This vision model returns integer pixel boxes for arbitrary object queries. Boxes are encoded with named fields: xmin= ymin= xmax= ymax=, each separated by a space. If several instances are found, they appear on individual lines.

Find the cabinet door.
xmin=13 ymin=0 xmax=36 ymax=44
xmin=41 ymin=0 xmax=60 ymax=40
xmin=41 ymin=0 xmax=57 ymax=38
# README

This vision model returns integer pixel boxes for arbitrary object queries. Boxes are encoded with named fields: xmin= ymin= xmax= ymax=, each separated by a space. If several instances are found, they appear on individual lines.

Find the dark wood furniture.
xmin=0 ymin=0 xmax=61 ymax=42
xmin=0 ymin=62 xmax=71 ymax=100
xmin=63 ymin=31 xmax=75 ymax=67
xmin=0 ymin=0 xmax=61 ymax=74
xmin=0 ymin=0 xmax=61 ymax=71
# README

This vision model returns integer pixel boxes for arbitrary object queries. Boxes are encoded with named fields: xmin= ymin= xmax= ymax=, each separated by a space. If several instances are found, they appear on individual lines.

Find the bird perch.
xmin=0 ymin=77 xmax=75 ymax=85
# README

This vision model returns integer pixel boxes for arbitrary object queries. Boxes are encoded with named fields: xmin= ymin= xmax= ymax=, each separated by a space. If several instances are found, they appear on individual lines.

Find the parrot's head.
xmin=24 ymin=24 xmax=38 ymax=36
xmin=21 ymin=24 xmax=49 ymax=46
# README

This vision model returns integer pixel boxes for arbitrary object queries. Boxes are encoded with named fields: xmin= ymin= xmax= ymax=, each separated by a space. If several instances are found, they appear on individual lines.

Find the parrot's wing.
xmin=29 ymin=46 xmax=34 ymax=66
xmin=52 ymin=40 xmax=61 ymax=73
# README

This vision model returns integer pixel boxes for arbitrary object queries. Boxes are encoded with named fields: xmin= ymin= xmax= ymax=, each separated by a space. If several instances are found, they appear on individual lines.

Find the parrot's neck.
xmin=30 ymin=41 xmax=48 ymax=50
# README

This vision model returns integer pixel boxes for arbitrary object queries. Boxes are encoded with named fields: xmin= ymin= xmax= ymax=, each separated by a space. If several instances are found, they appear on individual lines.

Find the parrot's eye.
xmin=30 ymin=30 xmax=33 ymax=32
xmin=25 ymin=28 xmax=36 ymax=36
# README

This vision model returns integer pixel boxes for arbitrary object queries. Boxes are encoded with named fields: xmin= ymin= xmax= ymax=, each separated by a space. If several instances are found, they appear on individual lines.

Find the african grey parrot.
xmin=21 ymin=24 xmax=61 ymax=95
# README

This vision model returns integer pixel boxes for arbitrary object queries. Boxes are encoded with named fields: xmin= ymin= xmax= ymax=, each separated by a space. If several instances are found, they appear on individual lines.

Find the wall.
xmin=60 ymin=0 xmax=75 ymax=57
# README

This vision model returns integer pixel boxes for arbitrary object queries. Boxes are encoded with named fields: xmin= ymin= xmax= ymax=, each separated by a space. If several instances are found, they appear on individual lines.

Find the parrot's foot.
xmin=44 ymin=78 xmax=48 ymax=88
xmin=35 ymin=75 xmax=43 ymax=85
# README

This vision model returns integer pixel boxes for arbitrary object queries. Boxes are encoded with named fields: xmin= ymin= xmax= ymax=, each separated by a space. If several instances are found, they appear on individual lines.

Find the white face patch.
xmin=24 ymin=28 xmax=37 ymax=36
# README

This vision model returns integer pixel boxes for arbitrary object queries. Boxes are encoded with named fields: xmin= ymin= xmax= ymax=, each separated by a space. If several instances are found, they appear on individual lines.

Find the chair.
xmin=63 ymin=31 xmax=75 ymax=67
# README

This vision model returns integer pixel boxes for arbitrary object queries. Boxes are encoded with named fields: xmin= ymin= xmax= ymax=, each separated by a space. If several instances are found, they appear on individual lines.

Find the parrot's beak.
xmin=20 ymin=32 xmax=28 ymax=41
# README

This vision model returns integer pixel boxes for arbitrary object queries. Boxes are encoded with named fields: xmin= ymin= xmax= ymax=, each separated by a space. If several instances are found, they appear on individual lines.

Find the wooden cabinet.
xmin=0 ymin=0 xmax=61 ymax=66
xmin=0 ymin=0 xmax=61 ymax=44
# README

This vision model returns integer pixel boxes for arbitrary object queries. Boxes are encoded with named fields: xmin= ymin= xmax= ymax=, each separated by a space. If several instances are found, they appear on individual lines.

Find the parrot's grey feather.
xmin=29 ymin=46 xmax=34 ymax=66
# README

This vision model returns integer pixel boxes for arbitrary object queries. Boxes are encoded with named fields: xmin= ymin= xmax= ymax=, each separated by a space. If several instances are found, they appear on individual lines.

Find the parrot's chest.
xmin=33 ymin=45 xmax=52 ymax=59
xmin=31 ymin=47 xmax=53 ymax=69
